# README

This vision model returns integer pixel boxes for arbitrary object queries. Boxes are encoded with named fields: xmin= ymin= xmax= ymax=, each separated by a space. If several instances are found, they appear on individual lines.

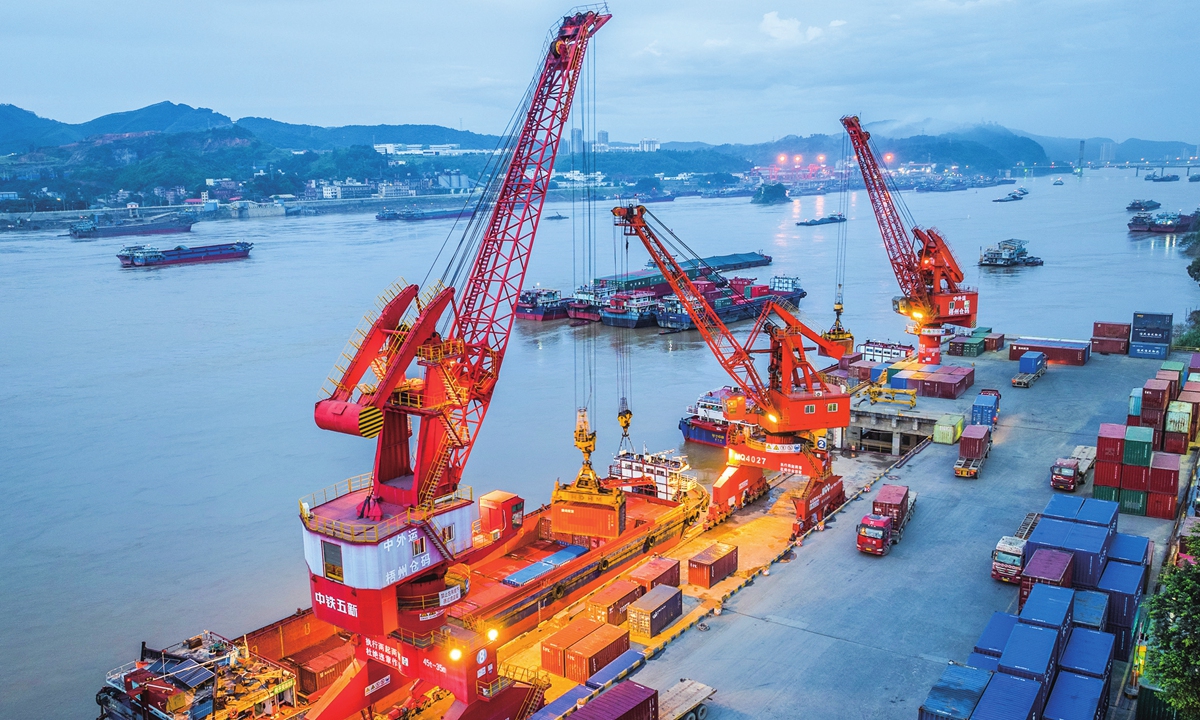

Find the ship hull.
xmin=515 ymin=304 xmax=568 ymax=321
xmin=72 ymin=219 xmax=194 ymax=239
xmin=118 ymin=243 xmax=252 ymax=268
xmin=679 ymin=417 xmax=728 ymax=447
xmin=600 ymin=310 xmax=656 ymax=328
xmin=566 ymin=303 xmax=602 ymax=322
xmin=656 ymin=289 xmax=807 ymax=330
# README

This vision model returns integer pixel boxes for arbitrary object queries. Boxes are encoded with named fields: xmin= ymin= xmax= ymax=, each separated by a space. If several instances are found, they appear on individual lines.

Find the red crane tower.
xmin=612 ymin=205 xmax=851 ymax=534
xmin=841 ymin=115 xmax=978 ymax=364
xmin=300 ymin=9 xmax=609 ymax=720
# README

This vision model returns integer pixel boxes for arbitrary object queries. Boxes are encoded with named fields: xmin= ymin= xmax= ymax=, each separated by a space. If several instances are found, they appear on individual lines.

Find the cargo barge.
xmin=655 ymin=276 xmax=806 ymax=331
xmin=1128 ymin=211 xmax=1196 ymax=233
xmin=599 ymin=290 xmax=659 ymax=328
xmin=979 ymin=239 xmax=1042 ymax=268
xmin=678 ymin=387 xmax=738 ymax=447
xmin=516 ymin=288 xmax=568 ymax=321
xmin=116 ymin=241 xmax=252 ymax=268
xmin=70 ymin=212 xmax=194 ymax=239
xmin=398 ymin=206 xmax=478 ymax=222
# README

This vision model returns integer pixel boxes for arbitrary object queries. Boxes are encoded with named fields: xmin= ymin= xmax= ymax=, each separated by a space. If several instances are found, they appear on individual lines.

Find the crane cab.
xmin=771 ymin=389 xmax=851 ymax=434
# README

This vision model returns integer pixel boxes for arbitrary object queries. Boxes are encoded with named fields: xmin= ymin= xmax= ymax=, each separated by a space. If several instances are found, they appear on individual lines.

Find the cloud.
xmin=760 ymin=11 xmax=802 ymax=42
xmin=829 ymin=20 xmax=847 ymax=27
xmin=806 ymin=26 xmax=823 ymax=41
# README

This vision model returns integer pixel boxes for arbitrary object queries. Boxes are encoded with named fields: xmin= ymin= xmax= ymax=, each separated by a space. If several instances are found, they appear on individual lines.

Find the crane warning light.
xmin=817 ymin=155 xmax=826 ymax=163
xmin=449 ymin=648 xmax=463 ymax=661
xmin=794 ymin=155 xmax=802 ymax=163
xmin=884 ymin=153 xmax=894 ymax=163
xmin=768 ymin=413 xmax=779 ymax=423
xmin=778 ymin=154 xmax=787 ymax=164
xmin=912 ymin=311 xmax=924 ymax=320
xmin=486 ymin=628 xmax=499 ymax=642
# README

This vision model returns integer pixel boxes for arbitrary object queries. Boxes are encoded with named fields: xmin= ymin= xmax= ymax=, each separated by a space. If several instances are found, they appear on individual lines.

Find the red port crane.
xmin=612 ymin=205 xmax=850 ymax=533
xmin=302 ymin=9 xmax=609 ymax=720
xmin=841 ymin=115 xmax=978 ymax=364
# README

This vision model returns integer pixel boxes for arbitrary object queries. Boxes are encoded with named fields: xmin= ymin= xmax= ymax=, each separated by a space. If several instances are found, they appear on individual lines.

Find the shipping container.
xmin=565 ymin=624 xmax=631 ymax=684
xmin=838 ymin=351 xmax=863 ymax=370
xmin=1096 ymin=423 xmax=1126 ymax=462
xmin=1147 ymin=491 xmax=1178 ymax=520
xmin=1113 ymin=611 xmax=1139 ymax=662
xmin=1093 ymin=460 xmax=1121 ymax=488
xmin=528 ymin=686 xmax=593 ymax=720
xmin=585 ymin=648 xmax=644 ymax=690
xmin=1175 ymin=390 xmax=1200 ymax=435
xmin=587 ymin=580 xmax=644 ymax=625
xmin=1131 ymin=327 xmax=1172 ymax=344
xmin=1019 ymin=351 xmax=1047 ymax=374
xmin=298 ymin=644 xmax=355 ymax=696
xmin=1149 ymin=453 xmax=1181 ymax=494
xmin=1059 ymin=627 xmax=1115 ymax=681
xmin=1093 ymin=321 xmax=1131 ymax=339
xmin=959 ymin=424 xmax=991 ymax=460
xmin=1131 ymin=341 xmax=1171 ymax=360
xmin=1091 ymin=484 xmax=1120 ymax=503
xmin=1141 ymin=406 xmax=1166 ymax=429
xmin=1091 ymin=337 xmax=1130 ymax=355
xmin=1059 ymin=523 xmax=1111 ymax=589
xmin=1133 ymin=311 xmax=1173 ymax=330
xmin=687 ymin=543 xmax=738 ymax=588
xmin=541 ymin=616 xmax=603 ymax=676
xmin=627 ymin=584 xmax=683 ymax=638
xmin=1042 ymin=495 xmax=1084 ymax=522
xmin=984 ymin=333 xmax=1006 ymax=351
xmin=1123 ymin=426 xmax=1154 ymax=465
xmin=1165 ymin=401 xmax=1191 ymax=434
xmin=998 ymin=623 xmax=1058 ymax=704
xmin=1130 ymin=388 xmax=1144 ymax=416
xmin=1008 ymin=338 xmax=1090 ymax=366
xmin=1075 ymin=498 xmax=1119 ymax=532
xmin=1020 ymin=548 xmax=1074 ymax=609
xmin=969 ymin=672 xmax=1041 ymax=720
xmin=872 ymin=484 xmax=910 ymax=526
xmin=1072 ymin=590 xmax=1109 ymax=633
xmin=933 ymin=414 xmax=965 ymax=444
xmin=1108 ymin=533 xmax=1150 ymax=568
xmin=629 ymin=557 xmax=680 ymax=592
xmin=971 ymin=394 xmax=999 ymax=427
xmin=1164 ymin=431 xmax=1188 ymax=454
xmin=1121 ymin=463 xmax=1150 ymax=491
xmin=974 ymin=611 xmax=1019 ymax=658
xmin=552 ymin=500 xmax=626 ymax=539
xmin=1019 ymin=583 xmax=1075 ymax=657
xmin=966 ymin=652 xmax=999 ymax=672
xmin=1024 ymin=519 xmax=1074 ymax=564
xmin=569 ymin=680 xmax=657 ymax=720
xmin=1098 ymin=561 xmax=1143 ymax=628
xmin=917 ymin=664 xmax=991 ymax=720
xmin=1120 ymin=489 xmax=1148 ymax=516
xmin=1042 ymin=671 xmax=1104 ymax=720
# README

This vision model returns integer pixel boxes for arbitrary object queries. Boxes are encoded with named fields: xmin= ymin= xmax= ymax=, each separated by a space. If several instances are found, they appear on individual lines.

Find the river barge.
xmin=116 ymin=242 xmax=252 ymax=268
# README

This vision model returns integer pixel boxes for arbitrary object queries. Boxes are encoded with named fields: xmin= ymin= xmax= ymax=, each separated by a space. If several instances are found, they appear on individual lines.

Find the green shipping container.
xmin=933 ymin=414 xmax=965 ymax=444
xmin=1136 ymin=679 xmax=1179 ymax=720
xmin=1166 ymin=401 xmax=1192 ymax=434
xmin=1092 ymin=485 xmax=1121 ymax=503
xmin=972 ymin=327 xmax=993 ymax=336
xmin=1161 ymin=360 xmax=1186 ymax=374
xmin=1121 ymin=488 xmax=1148 ymax=516
xmin=1188 ymin=372 xmax=1200 ymax=384
xmin=1124 ymin=426 xmax=1155 ymax=466
xmin=963 ymin=338 xmax=986 ymax=357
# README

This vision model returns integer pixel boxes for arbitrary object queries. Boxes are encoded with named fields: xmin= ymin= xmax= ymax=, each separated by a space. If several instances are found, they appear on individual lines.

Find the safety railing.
xmin=479 ymin=664 xmax=551 ymax=700
xmin=396 ymin=577 xmax=470 ymax=611
xmin=298 ymin=473 xmax=473 ymax=544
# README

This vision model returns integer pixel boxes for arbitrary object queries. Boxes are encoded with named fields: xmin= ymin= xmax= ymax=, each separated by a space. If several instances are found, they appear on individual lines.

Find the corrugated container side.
xmin=1098 ymin=561 xmax=1143 ymax=628
xmin=1097 ymin=423 xmax=1127 ymax=462
xmin=1042 ymin=671 xmax=1104 ymax=720
xmin=1093 ymin=461 xmax=1121 ymax=487
xmin=973 ymin=611 xmax=1019 ymax=658
xmin=552 ymin=500 xmax=626 ymax=539
xmin=966 ymin=652 xmax=999 ymax=672
xmin=1093 ymin=321 xmax=1131 ymax=339
xmin=959 ymin=424 xmax=991 ymax=460
xmin=564 ymin=624 xmax=631 ymax=684
xmin=1120 ymin=489 xmax=1148 ymax=516
xmin=569 ymin=680 xmax=657 ymax=720
xmin=587 ymin=580 xmax=644 ymax=625
xmin=627 ymin=585 xmax=683 ymax=638
xmin=688 ymin=543 xmax=737 ymax=588
xmin=542 ymin=616 xmax=603 ymax=676
xmin=629 ymin=556 xmax=680 ymax=592
xmin=1059 ymin=523 xmax=1111 ymax=589
xmin=299 ymin=644 xmax=355 ymax=696
xmin=998 ymin=624 xmax=1058 ymax=713
xmin=1092 ymin=484 xmax=1121 ymax=503
xmin=917 ymin=664 xmax=992 ymax=720
xmin=1147 ymin=491 xmax=1178 ymax=520
xmin=968 ymin=672 xmax=1040 ymax=720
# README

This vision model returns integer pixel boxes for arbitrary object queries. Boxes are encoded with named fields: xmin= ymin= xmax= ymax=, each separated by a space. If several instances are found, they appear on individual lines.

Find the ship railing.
xmin=298 ymin=474 xmax=473 ymax=543
xmin=396 ymin=577 xmax=470 ymax=611
xmin=479 ymin=664 xmax=551 ymax=700
xmin=406 ymin=486 xmax=474 ymax=523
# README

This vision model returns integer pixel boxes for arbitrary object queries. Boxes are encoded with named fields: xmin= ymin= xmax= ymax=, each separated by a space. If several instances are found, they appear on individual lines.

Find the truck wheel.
xmin=684 ymin=712 xmax=698 ymax=720
xmin=697 ymin=704 xmax=709 ymax=719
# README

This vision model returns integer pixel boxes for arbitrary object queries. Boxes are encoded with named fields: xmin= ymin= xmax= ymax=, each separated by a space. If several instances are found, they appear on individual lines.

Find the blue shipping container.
xmin=1129 ymin=388 xmax=1143 ymax=416
xmin=972 ymin=394 xmax=999 ymax=426
xmin=966 ymin=653 xmax=999 ymax=672
xmin=1059 ymin=523 xmax=1110 ymax=589
xmin=542 ymin=545 xmax=589 ymax=566
xmin=1019 ymin=584 xmax=1074 ymax=659
xmin=1131 ymin=326 xmax=1172 ymax=343
xmin=999 ymin=623 xmax=1058 ymax=688
xmin=974 ymin=612 xmax=1020 ymax=658
xmin=1072 ymin=590 xmax=1109 ymax=633
xmin=1098 ymin=561 xmax=1143 ymax=628
xmin=1042 ymin=671 xmax=1104 ymax=720
xmin=870 ymin=364 xmax=887 ymax=382
xmin=1108 ymin=533 xmax=1150 ymax=567
xmin=1075 ymin=499 xmax=1119 ymax=534
xmin=1059 ymin=628 xmax=1115 ymax=681
xmin=585 ymin=649 xmax=646 ymax=689
xmin=1024 ymin=518 xmax=1075 ymax=563
xmin=1130 ymin=341 xmax=1170 ymax=360
xmin=528 ymin=686 xmax=594 ymax=720
xmin=502 ymin=561 xmax=557 ymax=587
xmin=917 ymin=664 xmax=992 ymax=720
xmin=890 ymin=371 xmax=911 ymax=390
xmin=1042 ymin=495 xmax=1084 ymax=522
xmin=1019 ymin=351 xmax=1047 ymax=374
xmin=1133 ymin=311 xmax=1173 ymax=330
xmin=968 ymin=672 xmax=1041 ymax=720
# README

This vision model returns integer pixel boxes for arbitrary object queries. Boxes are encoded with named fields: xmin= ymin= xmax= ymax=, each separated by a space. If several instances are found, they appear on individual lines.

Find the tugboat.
xmin=515 ymin=287 xmax=568 ymax=320
xmin=979 ymin=239 xmax=1042 ymax=267
xmin=1016 ymin=187 xmax=1029 ymax=195
xmin=796 ymin=213 xmax=846 ymax=226
xmin=1127 ymin=200 xmax=1162 ymax=211
xmin=376 ymin=208 xmax=403 ymax=221
xmin=1150 ymin=174 xmax=1181 ymax=183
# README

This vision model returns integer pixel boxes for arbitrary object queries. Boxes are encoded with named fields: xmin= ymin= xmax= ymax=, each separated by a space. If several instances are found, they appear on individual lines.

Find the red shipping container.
xmin=838 ymin=351 xmax=863 ymax=371
xmin=1008 ymin=339 xmax=1089 ymax=366
xmin=1147 ymin=492 xmax=1178 ymax=520
xmin=1093 ymin=460 xmax=1122 ymax=487
xmin=959 ymin=424 xmax=991 ymax=460
xmin=1150 ymin=453 xmax=1182 ymax=494
xmin=1141 ymin=406 xmax=1166 ymax=428
xmin=1121 ymin=464 xmax=1150 ymax=491
xmin=629 ymin=557 xmax=680 ymax=592
xmin=1096 ymin=423 xmax=1126 ymax=462
xmin=688 ymin=543 xmax=738 ymax=588
xmin=564 ymin=624 xmax=630 ymax=683
xmin=1155 ymin=371 xmax=1179 ymax=400
xmin=552 ymin=500 xmax=625 ymax=539
xmin=873 ymin=484 xmax=910 ymax=526
xmin=1093 ymin=321 xmax=1131 ymax=339
xmin=1184 ymin=383 xmax=1200 ymax=394
xmin=1091 ymin=337 xmax=1129 ymax=355
xmin=1019 ymin=549 xmax=1074 ymax=610
xmin=586 ymin=580 xmax=644 ymax=625
xmin=1143 ymin=379 xmax=1171 ymax=409
xmin=1127 ymin=414 xmax=1140 ymax=426
xmin=569 ymin=680 xmax=658 ymax=720
xmin=1164 ymin=431 xmax=1189 ymax=455
xmin=541 ymin=616 xmax=602 ymax=676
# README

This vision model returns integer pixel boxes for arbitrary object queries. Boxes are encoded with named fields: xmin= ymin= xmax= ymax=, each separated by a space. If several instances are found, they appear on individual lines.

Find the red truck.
xmin=857 ymin=484 xmax=917 ymax=555
xmin=1050 ymin=445 xmax=1097 ymax=492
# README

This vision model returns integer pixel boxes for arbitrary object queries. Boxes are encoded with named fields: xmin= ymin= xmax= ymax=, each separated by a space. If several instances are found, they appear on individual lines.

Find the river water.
xmin=1 ymin=170 xmax=1198 ymax=718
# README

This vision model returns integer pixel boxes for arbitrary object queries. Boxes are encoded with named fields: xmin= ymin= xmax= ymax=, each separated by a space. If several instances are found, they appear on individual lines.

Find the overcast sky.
xmin=3 ymin=0 xmax=1195 ymax=144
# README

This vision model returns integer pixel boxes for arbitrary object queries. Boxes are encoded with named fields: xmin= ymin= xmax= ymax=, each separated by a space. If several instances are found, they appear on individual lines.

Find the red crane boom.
xmin=841 ymin=115 xmax=977 ymax=364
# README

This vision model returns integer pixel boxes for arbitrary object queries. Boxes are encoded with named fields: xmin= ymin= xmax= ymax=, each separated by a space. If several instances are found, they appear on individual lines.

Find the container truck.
xmin=1050 ymin=445 xmax=1097 ymax=492
xmin=1012 ymin=351 xmax=1047 ymax=388
xmin=856 ymin=484 xmax=917 ymax=555
xmin=954 ymin=424 xmax=992 ymax=478
xmin=991 ymin=512 xmax=1040 ymax=581
xmin=659 ymin=679 xmax=717 ymax=720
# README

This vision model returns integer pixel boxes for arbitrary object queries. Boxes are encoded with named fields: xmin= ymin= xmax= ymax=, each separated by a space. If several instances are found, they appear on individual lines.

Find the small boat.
xmin=376 ymin=209 xmax=402 ymax=221
xmin=1127 ymin=200 xmax=1162 ymax=211
xmin=993 ymin=192 xmax=1024 ymax=203
xmin=1016 ymin=187 xmax=1029 ymax=195
xmin=545 ymin=212 xmax=569 ymax=220
xmin=796 ymin=213 xmax=846 ymax=227
xmin=515 ymin=288 xmax=568 ymax=321
xmin=1150 ymin=174 xmax=1180 ymax=183
xmin=1053 ymin=178 xmax=1064 ymax=186
xmin=1190 ymin=175 xmax=1200 ymax=183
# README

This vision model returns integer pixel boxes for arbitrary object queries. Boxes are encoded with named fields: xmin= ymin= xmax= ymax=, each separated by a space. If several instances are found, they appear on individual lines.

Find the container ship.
xmin=116 ymin=242 xmax=253 ymax=268
xmin=678 ymin=387 xmax=739 ymax=447
xmin=70 ymin=212 xmax=194 ymax=239
xmin=567 ymin=251 xmax=773 ymax=322
xmin=599 ymin=289 xmax=659 ymax=327
xmin=399 ymin=206 xmax=478 ymax=222
xmin=515 ymin=288 xmax=568 ymax=320
xmin=655 ymin=276 xmax=806 ymax=331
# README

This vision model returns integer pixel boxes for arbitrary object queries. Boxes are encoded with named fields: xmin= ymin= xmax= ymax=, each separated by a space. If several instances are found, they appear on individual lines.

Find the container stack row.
xmin=921 ymin=583 xmax=1117 ymax=720
xmin=1091 ymin=321 xmax=1131 ymax=356
xmin=948 ymin=327 xmax=1005 ymax=358
xmin=844 ymin=356 xmax=977 ymax=399
xmin=1128 ymin=311 xmax=1173 ymax=360
xmin=1007 ymin=338 xmax=1091 ymax=366
xmin=1094 ymin=422 xmax=1184 ymax=519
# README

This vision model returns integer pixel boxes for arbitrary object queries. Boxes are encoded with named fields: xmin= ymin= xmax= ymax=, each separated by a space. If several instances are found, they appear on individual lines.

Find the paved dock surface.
xmin=627 ymin=351 xmax=1181 ymax=720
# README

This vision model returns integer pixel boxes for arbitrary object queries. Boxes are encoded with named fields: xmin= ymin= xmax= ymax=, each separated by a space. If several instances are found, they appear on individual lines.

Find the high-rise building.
xmin=639 ymin=138 xmax=660 ymax=153
xmin=571 ymin=127 xmax=586 ymax=155
xmin=597 ymin=130 xmax=609 ymax=146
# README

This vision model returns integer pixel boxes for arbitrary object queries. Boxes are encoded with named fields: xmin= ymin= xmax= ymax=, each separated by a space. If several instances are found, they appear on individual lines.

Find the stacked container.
xmin=918 ymin=664 xmax=992 ymax=720
xmin=1071 ymin=590 xmax=1109 ymax=633
xmin=1007 ymin=338 xmax=1090 ymax=366
xmin=968 ymin=672 xmax=1041 ymax=720
xmin=1107 ymin=533 xmax=1152 ymax=593
xmin=1019 ymin=548 xmax=1074 ymax=609
xmin=629 ymin=557 xmax=680 ymax=592
xmin=1118 ymin=426 xmax=1154 ymax=514
xmin=1018 ymin=584 xmax=1075 ymax=660
xmin=626 ymin=584 xmax=683 ymax=639
xmin=1042 ymin=671 xmax=1106 ymax=720
xmin=542 ymin=616 xmax=602 ymax=676
xmin=974 ymin=612 xmax=1019 ymax=659
xmin=933 ymin=414 xmax=966 ymax=444
xmin=1147 ymin=452 xmax=1181 ymax=519
xmin=564 ymin=623 xmax=631 ymax=683
xmin=1091 ymin=321 xmax=1131 ymax=355
xmin=1097 ymin=561 xmax=1143 ymax=661
xmin=586 ymin=580 xmax=644 ymax=625
xmin=1059 ymin=628 xmax=1115 ymax=712
xmin=1129 ymin=311 xmax=1172 ymax=359
xmin=998 ymin=624 xmax=1059 ymax=716
xmin=1164 ymin=401 xmax=1191 ymax=454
